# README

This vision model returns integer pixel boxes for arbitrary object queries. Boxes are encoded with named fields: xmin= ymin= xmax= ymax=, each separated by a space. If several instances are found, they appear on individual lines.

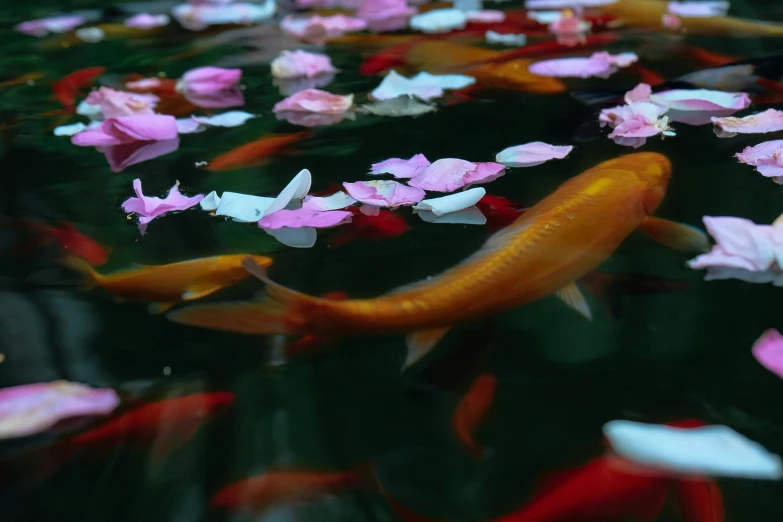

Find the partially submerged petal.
xmin=258 ymin=208 xmax=352 ymax=229
xmin=650 ymin=89 xmax=751 ymax=111
xmin=343 ymin=180 xmax=426 ymax=207
xmin=360 ymin=96 xmax=437 ymax=117
xmin=370 ymin=154 xmax=431 ymax=179
xmin=528 ymin=52 xmax=637 ymax=79
xmin=271 ymin=50 xmax=339 ymax=80
xmin=101 ymin=138 xmax=180 ymax=173
xmin=495 ymin=142 xmax=573 ymax=167
xmin=752 ymin=329 xmax=783 ymax=379
xmin=603 ymin=420 xmax=783 ymax=479
xmin=265 ymin=227 xmax=317 ymax=248
xmin=192 ymin=111 xmax=256 ymax=128
xmin=409 ymin=8 xmax=468 ymax=34
xmin=408 ymin=158 xmax=478 ymax=192
xmin=302 ymin=191 xmax=357 ymax=211
xmin=370 ymin=70 xmax=444 ymax=101
xmin=712 ymin=109 xmax=783 ymax=136
xmin=0 ymin=381 xmax=119 ymax=440
xmin=273 ymin=88 xmax=354 ymax=114
xmin=412 ymin=187 xmax=486 ymax=215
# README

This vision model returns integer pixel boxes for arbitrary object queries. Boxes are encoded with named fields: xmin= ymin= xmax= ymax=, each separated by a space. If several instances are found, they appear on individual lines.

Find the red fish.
xmin=675 ymin=478 xmax=724 ymax=522
xmin=452 ymin=373 xmax=496 ymax=459
xmin=630 ymin=63 xmax=666 ymax=86
xmin=476 ymin=195 xmax=526 ymax=233
xmin=38 ymin=222 xmax=109 ymax=265
xmin=52 ymin=66 xmax=106 ymax=109
xmin=211 ymin=464 xmax=374 ymax=513
xmin=681 ymin=45 xmax=737 ymax=68
xmin=328 ymin=207 xmax=410 ymax=247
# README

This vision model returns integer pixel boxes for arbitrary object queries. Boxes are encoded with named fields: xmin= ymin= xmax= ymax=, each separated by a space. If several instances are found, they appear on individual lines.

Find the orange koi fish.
xmin=404 ymin=41 xmax=567 ymax=93
xmin=601 ymin=0 xmax=783 ymax=36
xmin=211 ymin=464 xmax=374 ymax=513
xmin=0 ymin=72 xmax=44 ymax=88
xmin=64 ymin=254 xmax=273 ymax=313
xmin=52 ymin=66 xmax=106 ymax=108
xmin=206 ymin=132 xmax=310 ymax=172
xmin=452 ymin=373 xmax=496 ymax=459
xmin=168 ymin=153 xmax=708 ymax=367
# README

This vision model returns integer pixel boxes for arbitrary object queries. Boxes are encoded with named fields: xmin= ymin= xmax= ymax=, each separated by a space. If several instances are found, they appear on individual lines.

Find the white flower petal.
xmin=215 ymin=192 xmax=276 ymax=222
xmin=409 ymin=8 xmax=468 ymax=33
xmin=199 ymin=191 xmax=221 ymax=211
xmin=193 ymin=111 xmax=255 ymax=128
xmin=264 ymin=169 xmax=312 ymax=216
xmin=265 ymin=227 xmax=317 ymax=248
xmin=410 ymin=72 xmax=476 ymax=90
xmin=416 ymin=206 xmax=487 ymax=225
xmin=54 ymin=122 xmax=87 ymax=136
xmin=412 ymin=187 xmax=486 ymax=216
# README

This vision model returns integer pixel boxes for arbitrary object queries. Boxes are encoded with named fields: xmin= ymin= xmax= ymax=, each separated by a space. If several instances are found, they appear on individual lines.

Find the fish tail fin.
xmin=61 ymin=255 xmax=99 ymax=290
xmin=349 ymin=461 xmax=380 ymax=491
xmin=166 ymin=257 xmax=317 ymax=335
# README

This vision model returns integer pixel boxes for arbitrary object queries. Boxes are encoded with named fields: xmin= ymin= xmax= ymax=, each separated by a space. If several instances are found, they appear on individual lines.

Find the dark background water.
xmin=3 ymin=0 xmax=783 ymax=520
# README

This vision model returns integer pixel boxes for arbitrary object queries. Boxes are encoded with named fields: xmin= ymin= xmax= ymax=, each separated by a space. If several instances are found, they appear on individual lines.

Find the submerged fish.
xmin=11 ymin=220 xmax=110 ymax=266
xmin=52 ymin=66 xmax=106 ymax=108
xmin=452 ymin=373 xmax=496 ymax=459
xmin=328 ymin=206 xmax=411 ymax=247
xmin=601 ymin=0 xmax=783 ymax=36
xmin=206 ymin=132 xmax=310 ymax=172
xmin=211 ymin=464 xmax=375 ymax=513
xmin=168 ymin=153 xmax=708 ymax=366
xmin=65 ymin=254 xmax=273 ymax=313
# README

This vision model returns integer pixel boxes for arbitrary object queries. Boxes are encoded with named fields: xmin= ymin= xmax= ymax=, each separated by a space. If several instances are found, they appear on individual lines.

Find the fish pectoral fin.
xmin=639 ymin=216 xmax=710 ymax=253
xmin=181 ymin=285 xmax=223 ymax=301
xmin=149 ymin=302 xmax=177 ymax=314
xmin=554 ymin=283 xmax=592 ymax=320
xmin=403 ymin=326 xmax=453 ymax=370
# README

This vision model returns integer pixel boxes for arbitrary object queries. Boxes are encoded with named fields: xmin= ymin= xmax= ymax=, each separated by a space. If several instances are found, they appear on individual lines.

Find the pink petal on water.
xmin=370 ymin=154 xmax=431 ymax=178
xmin=271 ymin=50 xmax=339 ymax=80
xmin=122 ymin=179 xmax=204 ymax=225
xmin=528 ymin=52 xmax=637 ymax=79
xmin=625 ymin=83 xmax=653 ymax=104
xmin=464 ymin=162 xmax=507 ymax=186
xmin=712 ymin=109 xmax=783 ymax=136
xmin=183 ymin=87 xmax=245 ymax=108
xmin=736 ymin=140 xmax=783 ymax=167
xmin=15 ymin=16 xmax=86 ymax=37
xmin=125 ymin=77 xmax=163 ymax=90
xmin=258 ymin=208 xmax=353 ymax=229
xmin=752 ymin=329 xmax=783 ymax=379
xmin=343 ymin=180 xmax=426 ymax=207
xmin=667 ymin=1 xmax=729 ymax=18
xmin=85 ymin=87 xmax=159 ymax=119
xmin=0 ymin=381 xmax=119 ymax=440
xmin=179 ymin=66 xmax=242 ymax=95
xmin=356 ymin=0 xmax=416 ymax=32
xmin=273 ymin=88 xmax=354 ymax=114
xmin=100 ymin=137 xmax=180 ymax=173
xmin=408 ymin=158 xmax=478 ymax=192
xmin=105 ymin=115 xmax=179 ymax=142
xmin=124 ymin=13 xmax=170 ymax=29
xmin=280 ymin=14 xmax=367 ymax=44
xmin=650 ymin=89 xmax=751 ymax=111
xmin=302 ymin=191 xmax=357 ymax=211
xmin=466 ymin=10 xmax=506 ymax=23
xmin=688 ymin=216 xmax=775 ymax=272
xmin=495 ymin=142 xmax=573 ymax=167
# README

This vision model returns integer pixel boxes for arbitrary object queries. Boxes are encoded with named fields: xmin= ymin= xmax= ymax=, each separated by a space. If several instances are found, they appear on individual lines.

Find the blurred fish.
xmin=493 ymin=455 xmax=671 ymax=522
xmin=18 ymin=220 xmax=110 ymax=266
xmin=31 ymin=392 xmax=234 ymax=476
xmin=206 ymin=132 xmax=310 ymax=172
xmin=452 ymin=373 xmax=496 ymax=459
xmin=0 ymin=73 xmax=44 ymax=88
xmin=601 ymin=0 xmax=783 ymax=36
xmin=52 ymin=66 xmax=106 ymax=109
xmin=211 ymin=464 xmax=375 ymax=514
xmin=328 ymin=206 xmax=411 ymax=247
xmin=675 ymin=478 xmax=724 ymax=522
xmin=63 ymin=254 xmax=274 ymax=313
xmin=168 ymin=153 xmax=708 ymax=367
xmin=476 ymin=195 xmax=526 ymax=233
xmin=578 ymin=271 xmax=689 ymax=318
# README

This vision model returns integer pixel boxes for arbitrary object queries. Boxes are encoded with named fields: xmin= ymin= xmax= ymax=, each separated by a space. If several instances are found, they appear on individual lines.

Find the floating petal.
xmin=271 ymin=50 xmax=339 ymax=80
xmin=712 ymin=109 xmax=783 ymax=137
xmin=495 ymin=142 xmax=573 ymax=167
xmin=370 ymin=154 xmax=431 ymax=179
xmin=752 ymin=329 xmax=783 ymax=379
xmin=412 ymin=187 xmax=486 ymax=215
xmin=258 ymin=208 xmax=352 ymax=229
xmin=343 ymin=180 xmax=426 ymax=207
xmin=273 ymin=89 xmax=353 ymax=114
xmin=409 ymin=8 xmax=468 ymax=33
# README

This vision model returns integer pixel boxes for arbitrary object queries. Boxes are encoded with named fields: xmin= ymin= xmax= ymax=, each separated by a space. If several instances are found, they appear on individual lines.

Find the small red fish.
xmin=328 ymin=207 xmax=410 ymax=247
xmin=452 ymin=373 xmax=496 ymax=459
xmin=476 ymin=195 xmax=526 ymax=233
xmin=207 ymin=132 xmax=310 ymax=172
xmin=675 ymin=478 xmax=724 ymax=522
xmin=211 ymin=464 xmax=374 ymax=513
xmin=630 ymin=63 xmax=666 ymax=86
xmin=52 ymin=66 xmax=106 ymax=109
xmin=681 ymin=46 xmax=736 ymax=68
xmin=38 ymin=222 xmax=109 ymax=266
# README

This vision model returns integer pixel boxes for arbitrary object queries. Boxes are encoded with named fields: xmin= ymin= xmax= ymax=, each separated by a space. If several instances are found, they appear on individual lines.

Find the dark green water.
xmin=3 ymin=1 xmax=783 ymax=520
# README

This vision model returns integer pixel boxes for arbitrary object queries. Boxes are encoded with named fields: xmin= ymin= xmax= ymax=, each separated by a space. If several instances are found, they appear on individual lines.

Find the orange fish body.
xmin=66 ymin=254 xmax=273 ymax=312
xmin=453 ymin=373 xmax=497 ymax=458
xmin=494 ymin=456 xmax=670 ymax=522
xmin=170 ymin=153 xmax=706 ymax=363
xmin=211 ymin=467 xmax=367 ymax=513
xmin=404 ymin=41 xmax=567 ymax=94
xmin=207 ymin=132 xmax=309 ymax=171
xmin=603 ymin=0 xmax=783 ymax=36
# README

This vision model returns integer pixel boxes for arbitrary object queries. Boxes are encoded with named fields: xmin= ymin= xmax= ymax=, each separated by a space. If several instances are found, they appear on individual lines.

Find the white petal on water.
xmin=410 ymin=71 xmax=476 ymax=90
xmin=265 ymin=227 xmax=317 ymax=248
xmin=54 ymin=122 xmax=87 ymax=136
xmin=412 ymin=187 xmax=486 ymax=216
xmin=603 ymin=420 xmax=783 ymax=480
xmin=416 ymin=206 xmax=487 ymax=225
xmin=76 ymin=101 xmax=103 ymax=121
xmin=264 ymin=169 xmax=312 ymax=216
xmin=193 ymin=111 xmax=256 ymax=128
xmin=199 ymin=191 xmax=221 ymax=211
xmin=215 ymin=192 xmax=276 ymax=222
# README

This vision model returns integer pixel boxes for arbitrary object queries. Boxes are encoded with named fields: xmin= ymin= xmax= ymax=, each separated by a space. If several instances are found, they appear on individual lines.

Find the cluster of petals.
xmin=599 ymin=102 xmax=674 ymax=148
xmin=123 ymin=179 xmax=205 ymax=233
xmin=83 ymin=87 xmax=160 ymax=119
xmin=172 ymin=1 xmax=275 ymax=31
xmin=688 ymin=216 xmax=783 ymax=285
xmin=0 ymin=381 xmax=119 ymax=440
xmin=271 ymin=50 xmax=338 ymax=80
xmin=280 ymin=14 xmax=367 ymax=44
xmin=529 ymin=51 xmax=638 ymax=79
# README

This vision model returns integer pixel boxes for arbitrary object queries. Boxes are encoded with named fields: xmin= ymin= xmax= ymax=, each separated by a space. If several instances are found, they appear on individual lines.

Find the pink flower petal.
xmin=466 ymin=10 xmax=506 ymax=23
xmin=271 ymin=50 xmax=339 ymax=80
xmin=15 ymin=16 xmax=86 ymax=37
xmin=280 ymin=14 xmax=367 ymax=44
xmin=84 ymin=87 xmax=159 ymax=119
xmin=712 ymin=109 xmax=783 ymax=136
xmin=625 ymin=83 xmax=652 ymax=104
xmin=752 ymin=329 xmax=783 ymax=379
xmin=356 ymin=0 xmax=416 ymax=32
xmin=343 ymin=180 xmax=425 ymax=207
xmin=495 ymin=142 xmax=573 ymax=167
xmin=124 ymin=13 xmax=170 ymax=29
xmin=122 ymin=179 xmax=204 ymax=226
xmin=183 ymin=87 xmax=245 ymax=108
xmin=74 ymin=115 xmax=178 ymax=146
xmin=464 ymin=162 xmax=507 ymax=186
xmin=650 ymin=89 xmax=751 ymax=111
xmin=273 ymin=88 xmax=354 ymax=114
xmin=179 ymin=66 xmax=242 ymax=95
xmin=528 ymin=52 xmax=637 ymax=79
xmin=408 ymin=158 xmax=477 ymax=192
xmin=370 ymin=154 xmax=431 ymax=178
xmin=258 ymin=208 xmax=353 ymax=229
xmin=736 ymin=140 xmax=783 ymax=180
xmin=302 ymin=191 xmax=357 ymax=211
xmin=0 ymin=381 xmax=119 ymax=440
xmin=688 ymin=216 xmax=776 ymax=272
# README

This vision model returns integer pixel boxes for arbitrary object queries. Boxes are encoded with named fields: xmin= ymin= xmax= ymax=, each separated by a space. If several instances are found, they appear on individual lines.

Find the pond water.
xmin=2 ymin=0 xmax=783 ymax=521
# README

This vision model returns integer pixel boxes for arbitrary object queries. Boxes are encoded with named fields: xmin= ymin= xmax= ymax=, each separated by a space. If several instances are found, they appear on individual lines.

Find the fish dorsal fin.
xmin=404 ymin=326 xmax=453 ymax=370
xmin=555 ymin=283 xmax=593 ymax=320
xmin=639 ymin=216 xmax=710 ymax=253
xmin=386 ymin=223 xmax=530 ymax=297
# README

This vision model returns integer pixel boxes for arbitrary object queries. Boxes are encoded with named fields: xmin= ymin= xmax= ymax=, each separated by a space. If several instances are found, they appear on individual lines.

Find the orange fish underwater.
xmin=452 ymin=373 xmax=496 ymax=459
xmin=168 ymin=153 xmax=708 ymax=367
xmin=211 ymin=464 xmax=374 ymax=513
xmin=65 ymin=254 xmax=273 ymax=313
xmin=206 ymin=132 xmax=310 ymax=172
